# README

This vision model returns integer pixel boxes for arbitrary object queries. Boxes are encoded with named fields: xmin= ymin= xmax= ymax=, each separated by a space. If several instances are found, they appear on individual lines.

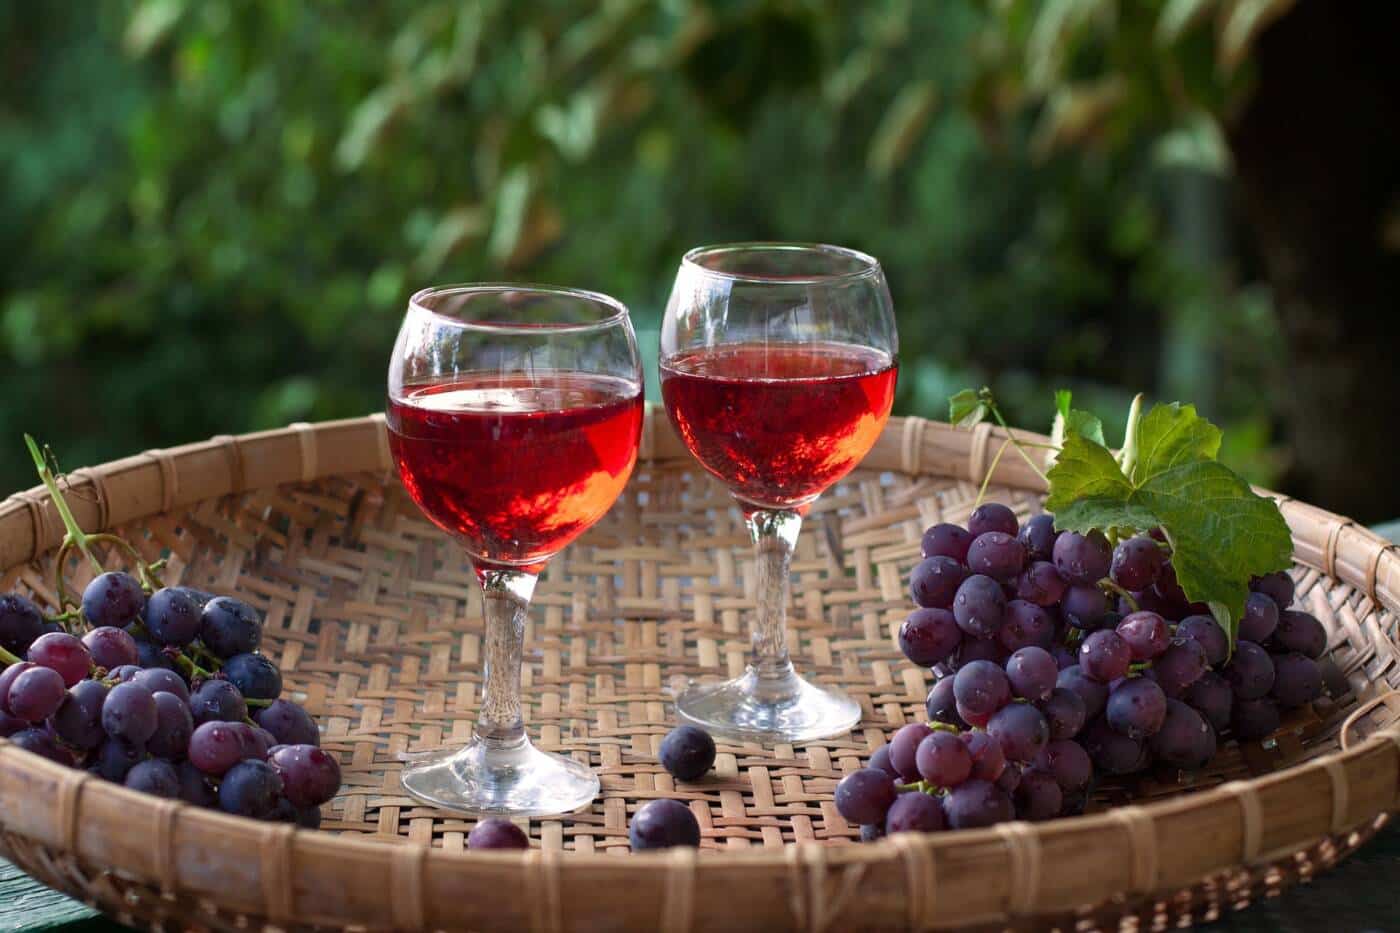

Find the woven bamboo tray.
xmin=0 ymin=410 xmax=1397 ymax=932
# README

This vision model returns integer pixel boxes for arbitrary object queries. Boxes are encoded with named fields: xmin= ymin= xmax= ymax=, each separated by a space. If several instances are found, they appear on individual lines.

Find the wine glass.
xmin=387 ymin=284 xmax=644 ymax=814
xmin=660 ymin=244 xmax=898 ymax=743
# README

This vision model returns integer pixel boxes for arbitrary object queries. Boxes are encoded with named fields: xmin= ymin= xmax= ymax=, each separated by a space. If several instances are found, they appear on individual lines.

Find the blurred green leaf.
xmin=124 ymin=0 xmax=184 ymax=57
xmin=868 ymin=80 xmax=938 ymax=178
xmin=1218 ymin=0 xmax=1296 ymax=74
xmin=1156 ymin=0 xmax=1217 ymax=45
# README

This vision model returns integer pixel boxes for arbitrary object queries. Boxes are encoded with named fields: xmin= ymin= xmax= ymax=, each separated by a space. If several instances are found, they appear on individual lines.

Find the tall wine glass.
xmin=387 ymin=284 xmax=643 ymax=814
xmin=661 ymin=244 xmax=898 ymax=743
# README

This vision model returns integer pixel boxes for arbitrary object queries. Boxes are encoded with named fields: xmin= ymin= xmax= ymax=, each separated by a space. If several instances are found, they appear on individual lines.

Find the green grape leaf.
xmin=1046 ymin=408 xmax=1292 ymax=644
xmin=1129 ymin=401 xmax=1221 ymax=483
xmin=948 ymin=388 xmax=990 ymax=428
xmin=1048 ymin=389 xmax=1106 ymax=461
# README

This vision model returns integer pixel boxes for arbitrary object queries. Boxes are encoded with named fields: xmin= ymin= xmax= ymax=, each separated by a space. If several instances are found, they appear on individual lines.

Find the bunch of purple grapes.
xmin=0 ymin=573 xmax=339 ymax=826
xmin=836 ymin=503 xmax=1327 ymax=837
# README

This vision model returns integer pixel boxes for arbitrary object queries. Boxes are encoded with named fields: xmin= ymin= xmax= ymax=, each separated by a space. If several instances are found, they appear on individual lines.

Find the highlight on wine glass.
xmin=660 ymin=243 xmax=899 ymax=742
xmin=386 ymin=284 xmax=644 ymax=815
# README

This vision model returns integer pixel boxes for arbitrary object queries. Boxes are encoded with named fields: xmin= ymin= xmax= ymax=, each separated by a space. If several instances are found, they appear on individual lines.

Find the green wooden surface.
xmin=6 ymin=523 xmax=1400 ymax=932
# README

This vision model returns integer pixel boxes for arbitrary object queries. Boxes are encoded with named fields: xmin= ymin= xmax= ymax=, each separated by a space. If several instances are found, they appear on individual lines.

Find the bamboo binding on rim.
xmin=0 ymin=409 xmax=1395 ymax=932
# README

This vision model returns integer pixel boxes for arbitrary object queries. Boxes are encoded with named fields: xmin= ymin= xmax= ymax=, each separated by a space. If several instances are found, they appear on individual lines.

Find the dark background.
xmin=3 ymin=0 xmax=1396 ymax=520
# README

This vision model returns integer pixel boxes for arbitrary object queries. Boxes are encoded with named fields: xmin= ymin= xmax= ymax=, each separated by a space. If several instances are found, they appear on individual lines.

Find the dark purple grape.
xmin=629 ymin=799 xmax=700 ymax=849
xmin=966 ymin=532 xmax=1026 ymax=583
xmin=94 ymin=737 xmax=144 ymax=781
xmin=1079 ymin=630 xmax=1131 ymax=682
xmin=1051 ymin=644 xmax=1077 ymax=670
xmin=1033 ymin=739 xmax=1092 ymax=791
xmin=146 ymin=692 xmax=194 ymax=760
xmin=1080 ymin=719 xmax=1146 ymax=775
xmin=1017 ymin=514 xmax=1058 ymax=562
xmin=170 ymin=586 xmax=218 ymax=608
xmin=869 ymin=744 xmax=899 ymax=779
xmin=1057 ymin=665 xmax=1109 ymax=720
xmin=189 ymin=678 xmax=247 ymax=725
xmin=102 ymin=682 xmax=158 ymax=744
xmin=199 ymin=597 xmax=263 ymax=659
xmin=223 ymin=653 xmax=282 ymax=701
xmin=177 ymin=760 xmax=219 ymax=807
xmin=942 ymin=778 xmax=1014 ymax=829
xmin=6 ymin=665 xmax=66 ymax=722
xmin=1270 ymin=653 xmax=1322 ymax=708
xmin=915 ymin=731 xmax=973 ymax=786
xmin=1110 ymin=536 xmax=1164 ymax=591
xmin=884 ymin=791 xmax=946 ymax=835
xmin=269 ymin=744 xmax=342 ymax=808
xmin=189 ymin=721 xmax=245 ymax=776
xmin=988 ymin=703 xmax=1049 ymax=763
xmin=925 ymin=677 xmax=966 ymax=728
xmin=1153 ymin=636 xmax=1209 ymax=698
xmin=968 ymin=503 xmax=1018 ymax=538
xmin=125 ymin=759 xmax=180 ymax=797
xmin=1106 ymin=677 xmax=1167 ymax=739
xmin=950 ymin=635 xmax=1006 ymax=669
xmin=10 ymin=726 xmax=72 ymax=765
xmin=659 ymin=725 xmax=716 ymax=781
xmin=1015 ymin=562 xmax=1067 ymax=608
xmin=899 ymin=608 xmax=961 ymax=666
xmin=1116 ymin=611 xmax=1170 ymax=661
xmin=1060 ymin=788 xmax=1090 ymax=816
xmin=1038 ymin=687 xmax=1087 ymax=741
xmin=1005 ymin=647 xmax=1057 ymax=702
xmin=1129 ymin=586 xmax=1186 ymax=621
xmin=468 ymin=818 xmax=529 ymax=849
xmin=1231 ymin=697 xmax=1281 ymax=740
xmin=1239 ymin=593 xmax=1280 ymax=644
xmin=1148 ymin=700 xmax=1216 ymax=771
xmin=953 ymin=660 xmax=1011 ymax=717
xmin=134 ymin=639 xmax=176 ymax=672
xmin=82 ymin=626 xmax=139 ymax=671
xmin=145 ymin=588 xmax=203 ymax=647
xmin=957 ymin=702 xmax=990 ymax=729
xmin=921 ymin=523 xmax=973 ymax=562
xmin=247 ymin=725 xmax=278 ymax=760
xmin=81 ymin=572 xmax=146 ymax=629
xmin=0 ymin=594 xmax=45 ymax=657
xmin=909 ymin=556 xmax=968 ymax=610
xmin=999 ymin=600 xmax=1054 ymax=653
xmin=1250 ymin=571 xmax=1295 ymax=610
xmin=1274 ymin=610 xmax=1327 ymax=659
xmin=109 ymin=664 xmax=141 ymax=683
xmin=133 ymin=667 xmax=190 ymax=703
xmin=952 ymin=574 xmax=1006 ymax=638
xmin=859 ymin=823 xmax=885 ymax=843
xmin=1013 ymin=769 xmax=1063 ymax=821
xmin=255 ymin=699 xmax=320 ymax=747
xmin=1053 ymin=531 xmax=1111 ymax=585
xmin=1177 ymin=615 xmax=1228 ymax=667
xmin=834 ymin=768 xmax=897 ymax=824
xmin=28 ymin=632 xmax=91 ymax=687
xmin=889 ymin=723 xmax=933 ymax=782
xmin=960 ymin=729 xmax=1006 ymax=782
xmin=1153 ymin=562 xmax=1188 ymax=604
xmin=218 ymin=760 xmax=284 ymax=819
xmin=1224 ymin=641 xmax=1275 ymax=700
xmin=49 ymin=679 xmax=108 ymax=750
xmin=1061 ymin=585 xmax=1110 ymax=630
xmin=1182 ymin=671 xmax=1233 ymax=733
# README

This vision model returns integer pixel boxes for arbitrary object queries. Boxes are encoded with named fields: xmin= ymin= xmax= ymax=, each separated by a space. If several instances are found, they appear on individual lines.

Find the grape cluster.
xmin=0 ymin=574 xmax=340 ymax=826
xmin=838 ymin=505 xmax=1325 ymax=838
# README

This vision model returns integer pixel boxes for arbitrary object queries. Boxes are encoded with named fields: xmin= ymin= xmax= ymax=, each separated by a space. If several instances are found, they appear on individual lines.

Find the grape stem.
xmin=0 ymin=643 xmax=21 ymax=666
xmin=245 ymin=697 xmax=273 ymax=708
xmin=1116 ymin=393 xmax=1144 ymax=477
xmin=982 ymin=399 xmax=1051 ymax=485
xmin=895 ymin=780 xmax=931 ymax=794
xmin=186 ymin=641 xmax=224 ymax=671
xmin=172 ymin=652 xmax=217 ymax=682
xmin=928 ymin=721 xmax=961 ymax=734
xmin=26 ymin=435 xmax=104 ymax=588
xmin=1099 ymin=579 xmax=1139 ymax=613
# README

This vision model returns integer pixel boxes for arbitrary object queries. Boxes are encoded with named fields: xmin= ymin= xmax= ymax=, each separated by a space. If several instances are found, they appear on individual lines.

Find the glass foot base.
xmin=675 ymin=666 xmax=862 ymax=743
xmin=400 ymin=736 xmax=599 ymax=817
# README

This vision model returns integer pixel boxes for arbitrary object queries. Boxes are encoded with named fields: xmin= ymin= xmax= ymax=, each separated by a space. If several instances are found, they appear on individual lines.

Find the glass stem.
xmin=746 ymin=507 xmax=803 ymax=684
xmin=474 ymin=567 xmax=537 ymax=747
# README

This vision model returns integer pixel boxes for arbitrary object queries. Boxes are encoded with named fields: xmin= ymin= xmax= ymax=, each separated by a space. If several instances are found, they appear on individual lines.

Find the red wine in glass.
xmin=660 ymin=341 xmax=897 ymax=509
xmin=388 ymin=372 xmax=644 ymax=571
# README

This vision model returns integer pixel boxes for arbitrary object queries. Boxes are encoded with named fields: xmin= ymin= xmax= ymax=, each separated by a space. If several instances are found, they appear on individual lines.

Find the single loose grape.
xmin=629 ymin=799 xmax=701 ymax=850
xmin=468 ymin=818 xmax=529 ymax=850
xmin=659 ymin=725 xmax=717 ymax=781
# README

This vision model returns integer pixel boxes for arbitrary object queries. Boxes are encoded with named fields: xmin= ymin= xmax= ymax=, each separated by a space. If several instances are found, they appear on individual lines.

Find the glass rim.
xmin=408 ymin=283 xmax=631 ymax=333
xmin=680 ymin=242 xmax=883 ymax=285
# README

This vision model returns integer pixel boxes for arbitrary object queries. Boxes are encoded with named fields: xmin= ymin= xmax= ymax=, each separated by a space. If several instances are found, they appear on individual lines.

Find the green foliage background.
xmin=0 ymin=0 xmax=1285 ymax=493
